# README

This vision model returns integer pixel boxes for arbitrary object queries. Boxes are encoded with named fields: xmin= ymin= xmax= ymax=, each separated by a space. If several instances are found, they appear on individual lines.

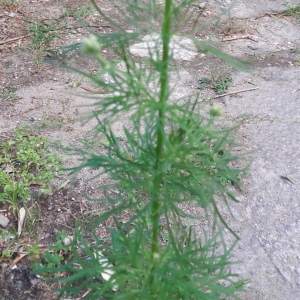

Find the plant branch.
xmin=151 ymin=0 xmax=173 ymax=263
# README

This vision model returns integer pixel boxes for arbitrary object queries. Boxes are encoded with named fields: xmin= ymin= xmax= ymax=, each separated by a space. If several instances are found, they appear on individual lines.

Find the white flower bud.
xmin=82 ymin=35 xmax=101 ymax=54
xmin=209 ymin=106 xmax=222 ymax=117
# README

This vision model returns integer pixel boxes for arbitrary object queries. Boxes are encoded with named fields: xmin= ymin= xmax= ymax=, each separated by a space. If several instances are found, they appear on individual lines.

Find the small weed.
xmin=26 ymin=21 xmax=57 ymax=68
xmin=214 ymin=77 xmax=232 ymax=94
xmin=0 ymin=230 xmax=17 ymax=260
xmin=38 ymin=119 xmax=62 ymax=129
xmin=25 ymin=201 xmax=41 ymax=239
xmin=67 ymin=75 xmax=84 ymax=87
xmin=198 ymin=76 xmax=233 ymax=94
xmin=198 ymin=77 xmax=211 ymax=90
xmin=283 ymin=2 xmax=300 ymax=21
xmin=32 ymin=230 xmax=70 ymax=277
xmin=0 ymin=86 xmax=18 ymax=101
xmin=0 ymin=127 xmax=61 ymax=211
xmin=1 ymin=0 xmax=22 ymax=8
xmin=62 ymin=6 xmax=93 ymax=19
xmin=26 ymin=245 xmax=41 ymax=260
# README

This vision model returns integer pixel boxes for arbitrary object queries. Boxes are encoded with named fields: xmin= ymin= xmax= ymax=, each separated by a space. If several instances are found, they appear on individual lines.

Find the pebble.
xmin=0 ymin=214 xmax=9 ymax=228
xmin=63 ymin=236 xmax=73 ymax=246
xmin=199 ymin=2 xmax=207 ymax=9
xmin=1 ymin=263 xmax=8 ymax=269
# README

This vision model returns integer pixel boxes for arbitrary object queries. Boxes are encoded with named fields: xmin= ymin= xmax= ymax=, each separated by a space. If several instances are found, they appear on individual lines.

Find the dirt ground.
xmin=0 ymin=0 xmax=300 ymax=299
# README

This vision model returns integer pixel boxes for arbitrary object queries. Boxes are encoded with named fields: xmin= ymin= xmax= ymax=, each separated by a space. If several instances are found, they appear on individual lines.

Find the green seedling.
xmin=0 ymin=230 xmax=18 ymax=261
xmin=26 ymin=245 xmax=41 ymax=260
xmin=198 ymin=76 xmax=233 ymax=94
xmin=0 ymin=86 xmax=18 ymax=101
xmin=198 ymin=77 xmax=211 ymax=90
xmin=67 ymin=75 xmax=84 ymax=87
xmin=214 ymin=76 xmax=233 ymax=94
xmin=62 ymin=6 xmax=93 ymax=19
xmin=0 ymin=127 xmax=61 ymax=211
xmin=32 ymin=230 xmax=71 ymax=278
xmin=1 ymin=0 xmax=22 ymax=7
xmin=283 ymin=2 xmax=300 ymax=20
xmin=26 ymin=21 xmax=58 ymax=68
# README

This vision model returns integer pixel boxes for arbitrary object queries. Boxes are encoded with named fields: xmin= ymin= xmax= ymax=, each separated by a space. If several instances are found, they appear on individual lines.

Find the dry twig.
xmin=0 ymin=35 xmax=30 ymax=46
xmin=222 ymin=35 xmax=258 ymax=42
xmin=214 ymin=87 xmax=260 ymax=99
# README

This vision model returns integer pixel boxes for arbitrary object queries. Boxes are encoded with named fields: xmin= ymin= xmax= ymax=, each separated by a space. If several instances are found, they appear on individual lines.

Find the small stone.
xmin=57 ymin=208 xmax=61 ymax=212
xmin=63 ymin=236 xmax=73 ymax=246
xmin=0 ymin=214 xmax=9 ymax=228
xmin=248 ymin=45 xmax=259 ymax=50
xmin=199 ymin=2 xmax=207 ymax=9
xmin=53 ymin=77 xmax=58 ymax=81
xmin=1 ymin=263 xmax=8 ymax=269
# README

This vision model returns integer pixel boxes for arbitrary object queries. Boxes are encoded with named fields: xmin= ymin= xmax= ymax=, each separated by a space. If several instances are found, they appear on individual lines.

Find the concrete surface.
xmin=226 ymin=68 xmax=300 ymax=299
xmin=211 ymin=0 xmax=300 ymax=18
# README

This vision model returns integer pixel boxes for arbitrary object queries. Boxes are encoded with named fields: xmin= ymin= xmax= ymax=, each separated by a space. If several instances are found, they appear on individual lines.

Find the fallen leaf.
xmin=280 ymin=176 xmax=295 ymax=184
xmin=94 ymin=251 xmax=117 ymax=291
xmin=57 ymin=179 xmax=70 ymax=191
xmin=18 ymin=207 xmax=26 ymax=237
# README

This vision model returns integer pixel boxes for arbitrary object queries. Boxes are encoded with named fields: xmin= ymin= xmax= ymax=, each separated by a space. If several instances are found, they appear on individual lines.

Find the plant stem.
xmin=151 ymin=0 xmax=173 ymax=262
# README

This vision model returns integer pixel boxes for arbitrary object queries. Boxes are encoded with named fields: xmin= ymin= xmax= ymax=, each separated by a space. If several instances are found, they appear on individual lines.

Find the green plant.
xmin=0 ymin=127 xmax=61 ymax=210
xmin=62 ymin=6 xmax=93 ymax=19
xmin=25 ymin=201 xmax=42 ymax=239
xmin=32 ymin=230 xmax=71 ymax=278
xmin=283 ymin=2 xmax=300 ymax=20
xmin=1 ymin=0 xmax=22 ymax=8
xmin=198 ymin=76 xmax=233 ymax=94
xmin=0 ymin=86 xmax=18 ymax=101
xmin=214 ymin=76 xmax=232 ymax=94
xmin=26 ymin=244 xmax=41 ymax=260
xmin=67 ymin=75 xmax=84 ymax=87
xmin=36 ymin=0 xmax=251 ymax=298
xmin=37 ymin=118 xmax=62 ymax=129
xmin=0 ymin=229 xmax=17 ymax=260
xmin=26 ymin=21 xmax=58 ymax=68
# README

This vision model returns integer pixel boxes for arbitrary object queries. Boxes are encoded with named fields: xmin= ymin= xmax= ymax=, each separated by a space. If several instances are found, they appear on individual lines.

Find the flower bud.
xmin=209 ymin=106 xmax=222 ymax=117
xmin=82 ymin=35 xmax=101 ymax=54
